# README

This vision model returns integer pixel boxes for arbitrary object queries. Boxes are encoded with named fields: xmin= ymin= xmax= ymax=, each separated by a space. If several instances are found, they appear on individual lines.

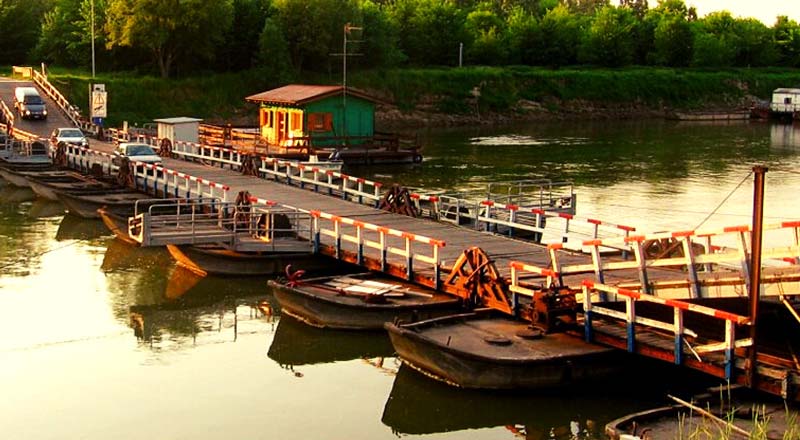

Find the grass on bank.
xmin=13 ymin=65 xmax=800 ymax=127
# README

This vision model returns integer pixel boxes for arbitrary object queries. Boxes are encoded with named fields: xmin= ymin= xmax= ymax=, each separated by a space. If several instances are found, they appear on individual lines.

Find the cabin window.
xmin=259 ymin=109 xmax=268 ymax=127
xmin=786 ymin=97 xmax=793 ymax=104
xmin=308 ymin=112 xmax=333 ymax=132
xmin=291 ymin=112 xmax=301 ymax=131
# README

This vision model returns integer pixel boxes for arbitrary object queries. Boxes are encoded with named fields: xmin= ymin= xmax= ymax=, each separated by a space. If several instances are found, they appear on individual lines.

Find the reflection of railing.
xmin=582 ymin=280 xmax=751 ymax=381
xmin=508 ymin=221 xmax=800 ymax=298
xmin=310 ymin=209 xmax=445 ymax=287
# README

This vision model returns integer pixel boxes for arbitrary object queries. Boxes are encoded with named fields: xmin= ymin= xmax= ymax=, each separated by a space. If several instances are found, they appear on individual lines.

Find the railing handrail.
xmin=507 ymin=217 xmax=800 ymax=299
xmin=581 ymin=280 xmax=750 ymax=324
xmin=309 ymin=208 xmax=445 ymax=287
xmin=0 ymin=99 xmax=14 ymax=131
xmin=581 ymin=280 xmax=751 ymax=381
xmin=62 ymin=144 xmax=231 ymax=202
xmin=30 ymin=67 xmax=98 ymax=135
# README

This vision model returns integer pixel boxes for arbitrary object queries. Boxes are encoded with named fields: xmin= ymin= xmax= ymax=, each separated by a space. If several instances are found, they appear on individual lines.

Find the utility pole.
xmin=746 ymin=165 xmax=767 ymax=388
xmin=91 ymin=0 xmax=96 ymax=78
xmin=341 ymin=23 xmax=361 ymax=143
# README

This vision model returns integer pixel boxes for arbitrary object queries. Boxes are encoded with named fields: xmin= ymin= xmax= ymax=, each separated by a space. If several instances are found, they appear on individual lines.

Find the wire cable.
xmin=0 ymin=239 xmax=80 ymax=271
xmin=692 ymin=171 xmax=754 ymax=231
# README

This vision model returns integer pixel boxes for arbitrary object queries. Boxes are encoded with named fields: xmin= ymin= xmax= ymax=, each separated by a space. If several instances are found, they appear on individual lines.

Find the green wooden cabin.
xmin=245 ymin=85 xmax=378 ymax=147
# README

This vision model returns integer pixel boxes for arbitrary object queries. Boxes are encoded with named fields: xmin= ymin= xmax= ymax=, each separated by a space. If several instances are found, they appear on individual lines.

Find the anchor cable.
xmin=0 ymin=239 xmax=81 ymax=271
xmin=691 ymin=170 xmax=753 ymax=231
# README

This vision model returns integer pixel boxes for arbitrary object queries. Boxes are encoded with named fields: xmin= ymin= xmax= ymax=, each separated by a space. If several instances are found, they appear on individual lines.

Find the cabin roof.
xmin=245 ymin=85 xmax=379 ymax=106
xmin=153 ymin=117 xmax=203 ymax=124
xmin=773 ymin=88 xmax=800 ymax=94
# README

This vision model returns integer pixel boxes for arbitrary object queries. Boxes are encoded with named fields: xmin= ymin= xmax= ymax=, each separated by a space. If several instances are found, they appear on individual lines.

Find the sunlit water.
xmin=2 ymin=120 xmax=800 ymax=439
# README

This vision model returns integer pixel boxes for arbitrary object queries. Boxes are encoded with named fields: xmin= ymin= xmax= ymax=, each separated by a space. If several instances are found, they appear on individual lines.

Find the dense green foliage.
xmin=45 ymin=66 xmax=800 ymax=126
xmin=4 ymin=0 xmax=800 ymax=78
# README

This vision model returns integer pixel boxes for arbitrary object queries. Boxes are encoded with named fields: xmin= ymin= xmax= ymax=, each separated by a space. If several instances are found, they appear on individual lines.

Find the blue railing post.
xmin=674 ymin=309 xmax=683 ymax=365
xmin=626 ymin=297 xmax=636 ymax=353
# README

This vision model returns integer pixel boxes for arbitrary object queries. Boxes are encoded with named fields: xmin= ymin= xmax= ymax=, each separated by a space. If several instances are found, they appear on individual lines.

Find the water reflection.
xmin=382 ymin=361 xmax=714 ymax=439
xmin=0 ymin=185 xmax=34 ymax=203
xmin=101 ymin=237 xmax=172 ymax=273
xmin=267 ymin=316 xmax=394 ymax=367
xmin=129 ymin=295 xmax=275 ymax=349
xmin=55 ymin=214 xmax=110 ymax=241
xmin=771 ymin=123 xmax=800 ymax=149
xmin=28 ymin=199 xmax=65 ymax=218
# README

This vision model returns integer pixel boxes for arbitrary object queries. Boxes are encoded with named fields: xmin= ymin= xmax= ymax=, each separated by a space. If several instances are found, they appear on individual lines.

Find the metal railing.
xmin=30 ymin=68 xmax=98 ymax=135
xmin=0 ymin=99 xmax=14 ymax=133
xmin=62 ymin=144 xmax=231 ymax=202
xmin=411 ymin=180 xmax=576 ymax=229
xmin=477 ymin=201 xmax=635 ymax=245
xmin=507 ymin=221 xmax=800 ymax=299
xmin=310 ymin=209 xmax=446 ymax=288
xmin=131 ymin=163 xmax=231 ymax=203
xmin=260 ymin=157 xmax=382 ymax=205
xmin=581 ymin=280 xmax=751 ymax=381
xmin=129 ymin=199 xmax=312 ymax=248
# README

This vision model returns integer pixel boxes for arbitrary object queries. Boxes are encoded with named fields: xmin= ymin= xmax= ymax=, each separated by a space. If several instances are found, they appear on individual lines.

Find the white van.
xmin=14 ymin=87 xmax=48 ymax=120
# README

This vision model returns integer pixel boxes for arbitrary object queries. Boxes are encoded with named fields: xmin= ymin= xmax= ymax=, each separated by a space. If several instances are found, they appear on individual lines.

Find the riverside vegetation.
xmin=29 ymin=66 xmax=800 ymax=128
xmin=4 ymin=0 xmax=800 ymax=127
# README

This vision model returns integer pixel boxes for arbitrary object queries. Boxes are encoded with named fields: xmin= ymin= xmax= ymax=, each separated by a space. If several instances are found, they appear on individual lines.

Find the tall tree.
xmin=773 ymin=16 xmax=800 ymax=67
xmin=691 ymin=11 xmax=739 ymax=67
xmin=464 ymin=5 xmax=508 ymax=64
xmin=272 ymin=0 xmax=360 ymax=71
xmin=561 ymin=0 xmax=608 ymax=15
xmin=387 ymin=0 xmax=467 ymax=66
xmin=35 ymin=0 xmax=110 ymax=68
xmin=505 ymin=6 xmax=541 ymax=64
xmin=537 ymin=4 xmax=580 ymax=66
xmin=217 ymin=0 xmax=270 ymax=71
xmin=359 ymin=0 xmax=406 ymax=68
xmin=619 ymin=0 xmax=647 ymax=19
xmin=0 ymin=0 xmax=49 ymax=64
xmin=105 ymin=0 xmax=234 ymax=77
xmin=734 ymin=18 xmax=776 ymax=66
xmin=582 ymin=5 xmax=635 ymax=66
xmin=647 ymin=0 xmax=693 ymax=66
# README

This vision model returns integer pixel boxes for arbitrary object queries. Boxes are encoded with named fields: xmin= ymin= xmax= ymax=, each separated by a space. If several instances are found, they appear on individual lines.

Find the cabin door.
xmin=276 ymin=111 xmax=287 ymax=144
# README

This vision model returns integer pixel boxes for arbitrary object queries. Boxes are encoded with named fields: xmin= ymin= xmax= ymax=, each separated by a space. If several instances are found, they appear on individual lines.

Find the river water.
xmin=2 ymin=120 xmax=799 ymax=439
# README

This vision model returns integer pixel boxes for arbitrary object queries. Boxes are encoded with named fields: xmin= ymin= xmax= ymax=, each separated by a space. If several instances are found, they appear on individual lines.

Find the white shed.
xmin=154 ymin=117 xmax=203 ymax=144
xmin=770 ymin=88 xmax=800 ymax=113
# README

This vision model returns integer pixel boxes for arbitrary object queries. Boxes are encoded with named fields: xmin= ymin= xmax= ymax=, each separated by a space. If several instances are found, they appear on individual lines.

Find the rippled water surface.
xmin=2 ymin=120 xmax=800 ymax=439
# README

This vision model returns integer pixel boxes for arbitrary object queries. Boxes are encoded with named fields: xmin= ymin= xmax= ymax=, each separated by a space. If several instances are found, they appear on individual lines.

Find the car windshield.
xmin=24 ymin=96 xmax=43 ymax=105
xmin=59 ymin=129 xmax=83 ymax=138
xmin=127 ymin=145 xmax=156 ymax=156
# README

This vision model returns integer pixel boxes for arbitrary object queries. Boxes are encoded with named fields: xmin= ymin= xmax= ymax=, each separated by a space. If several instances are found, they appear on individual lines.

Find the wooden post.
xmin=747 ymin=165 xmax=767 ymax=388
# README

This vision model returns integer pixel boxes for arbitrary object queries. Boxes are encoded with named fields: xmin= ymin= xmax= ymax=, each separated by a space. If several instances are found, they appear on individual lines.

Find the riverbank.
xmin=36 ymin=66 xmax=800 ymax=128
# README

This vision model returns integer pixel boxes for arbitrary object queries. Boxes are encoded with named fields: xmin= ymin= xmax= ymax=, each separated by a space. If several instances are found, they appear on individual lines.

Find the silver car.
xmin=51 ymin=127 xmax=89 ymax=147
xmin=113 ymin=142 xmax=163 ymax=166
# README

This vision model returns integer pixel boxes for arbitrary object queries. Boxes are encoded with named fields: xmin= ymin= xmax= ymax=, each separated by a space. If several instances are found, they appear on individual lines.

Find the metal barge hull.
xmin=269 ymin=275 xmax=461 ymax=330
xmin=168 ymin=244 xmax=324 ymax=277
xmin=385 ymin=312 xmax=620 ymax=389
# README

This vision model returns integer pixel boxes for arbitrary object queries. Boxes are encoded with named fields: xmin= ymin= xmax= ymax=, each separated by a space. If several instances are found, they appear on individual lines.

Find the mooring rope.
xmin=692 ymin=170 xmax=754 ymax=231
xmin=0 ymin=240 xmax=81 ymax=271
